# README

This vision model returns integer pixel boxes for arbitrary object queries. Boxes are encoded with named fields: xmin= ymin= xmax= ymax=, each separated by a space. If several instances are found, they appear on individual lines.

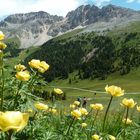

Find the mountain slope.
xmin=24 ymin=21 xmax=140 ymax=82
xmin=0 ymin=4 xmax=140 ymax=48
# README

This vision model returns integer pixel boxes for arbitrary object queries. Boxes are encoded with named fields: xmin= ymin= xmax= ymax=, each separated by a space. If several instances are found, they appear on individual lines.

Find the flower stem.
xmin=7 ymin=130 xmax=13 ymax=140
xmin=0 ymin=54 xmax=4 ymax=111
xmin=123 ymin=107 xmax=129 ymax=140
xmin=125 ymin=107 xmax=129 ymax=125
xmin=84 ymin=108 xmax=92 ymax=121
xmin=13 ymin=81 xmax=22 ymax=109
xmin=0 ymin=67 xmax=4 ymax=111
xmin=65 ymin=117 xmax=75 ymax=135
xmin=90 ymin=110 xmax=99 ymax=135
xmin=28 ymin=71 xmax=38 ymax=91
xmin=102 ymin=96 xmax=113 ymax=131
xmin=91 ymin=110 xmax=99 ymax=129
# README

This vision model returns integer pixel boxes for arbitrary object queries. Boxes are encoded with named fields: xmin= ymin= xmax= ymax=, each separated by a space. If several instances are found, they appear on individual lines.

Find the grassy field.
xmin=46 ymin=67 xmax=140 ymax=112
xmin=46 ymin=69 xmax=140 ymax=114
xmin=50 ymin=67 xmax=140 ymax=92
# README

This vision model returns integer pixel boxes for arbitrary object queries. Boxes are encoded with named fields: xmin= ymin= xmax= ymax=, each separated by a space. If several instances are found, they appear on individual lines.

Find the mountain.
xmin=0 ymin=11 xmax=63 ymax=48
xmin=0 ymin=4 xmax=140 ymax=48
xmin=0 ymin=15 xmax=8 ymax=21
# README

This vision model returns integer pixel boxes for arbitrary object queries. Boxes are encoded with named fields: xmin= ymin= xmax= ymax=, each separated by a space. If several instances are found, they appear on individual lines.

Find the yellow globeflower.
xmin=15 ymin=64 xmax=26 ymax=71
xmin=0 ymin=31 xmax=5 ymax=40
xmin=28 ymin=59 xmax=49 ymax=73
xmin=105 ymin=85 xmax=124 ymax=97
xmin=81 ymin=123 xmax=87 ymax=128
xmin=27 ymin=109 xmax=33 ymax=113
xmin=70 ymin=104 xmax=76 ymax=109
xmin=38 ymin=61 xmax=49 ymax=73
xmin=79 ymin=108 xmax=88 ymax=116
xmin=109 ymin=135 xmax=116 ymax=140
xmin=90 ymin=103 xmax=104 ymax=111
xmin=73 ymin=101 xmax=80 ymax=106
xmin=15 ymin=71 xmax=30 ymax=81
xmin=34 ymin=103 xmax=48 ymax=111
xmin=121 ymin=98 xmax=136 ymax=108
xmin=38 ymin=67 xmax=46 ymax=73
xmin=92 ymin=134 xmax=100 ymax=140
xmin=71 ymin=109 xmax=81 ymax=119
xmin=51 ymin=108 xmax=57 ymax=114
xmin=0 ymin=111 xmax=29 ymax=132
xmin=137 ymin=106 xmax=140 ymax=112
xmin=0 ymin=42 xmax=7 ymax=50
xmin=53 ymin=88 xmax=63 ymax=94
xmin=122 ymin=118 xmax=132 ymax=125
xmin=28 ymin=59 xmax=40 ymax=69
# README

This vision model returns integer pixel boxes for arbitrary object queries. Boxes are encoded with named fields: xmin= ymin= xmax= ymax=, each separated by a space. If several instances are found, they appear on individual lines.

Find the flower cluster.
xmin=28 ymin=59 xmax=49 ymax=73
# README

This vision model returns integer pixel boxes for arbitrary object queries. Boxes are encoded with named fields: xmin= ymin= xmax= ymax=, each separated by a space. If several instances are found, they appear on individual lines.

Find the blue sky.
xmin=0 ymin=0 xmax=139 ymax=17
xmin=90 ymin=0 xmax=140 ymax=10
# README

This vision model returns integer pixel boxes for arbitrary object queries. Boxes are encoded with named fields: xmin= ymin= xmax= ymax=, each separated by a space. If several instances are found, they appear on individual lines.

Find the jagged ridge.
xmin=0 ymin=4 xmax=140 ymax=48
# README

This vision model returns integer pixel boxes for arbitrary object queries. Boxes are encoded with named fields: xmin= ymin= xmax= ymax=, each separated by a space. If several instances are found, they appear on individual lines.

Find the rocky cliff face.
xmin=0 ymin=4 xmax=140 ymax=48
xmin=65 ymin=4 xmax=140 ymax=27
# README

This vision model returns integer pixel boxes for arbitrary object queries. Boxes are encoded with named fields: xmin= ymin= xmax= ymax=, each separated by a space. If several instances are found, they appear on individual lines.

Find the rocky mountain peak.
xmin=4 ymin=11 xmax=63 ymax=24
xmin=0 ymin=4 xmax=140 ymax=48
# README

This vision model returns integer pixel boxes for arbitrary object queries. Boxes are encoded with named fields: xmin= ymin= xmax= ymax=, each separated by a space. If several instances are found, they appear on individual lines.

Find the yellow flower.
xmin=15 ymin=64 xmax=26 ymax=71
xmin=79 ymin=108 xmax=88 ymax=116
xmin=0 ymin=31 xmax=5 ymax=40
xmin=109 ymin=135 xmax=116 ymax=140
xmin=90 ymin=103 xmax=104 ymax=111
xmin=71 ymin=109 xmax=81 ymax=119
xmin=28 ymin=59 xmax=41 ymax=69
xmin=81 ymin=123 xmax=87 ymax=128
xmin=15 ymin=71 xmax=30 ymax=81
xmin=137 ymin=106 xmax=140 ymax=112
xmin=34 ymin=103 xmax=48 ymax=111
xmin=38 ymin=61 xmax=49 ymax=73
xmin=92 ymin=134 xmax=100 ymax=140
xmin=27 ymin=109 xmax=33 ymax=113
xmin=73 ymin=101 xmax=80 ymax=106
xmin=53 ymin=88 xmax=63 ymax=94
xmin=105 ymin=85 xmax=124 ymax=97
xmin=0 ymin=111 xmax=29 ymax=132
xmin=122 ymin=118 xmax=132 ymax=125
xmin=28 ymin=59 xmax=49 ymax=73
xmin=70 ymin=104 xmax=76 ymax=109
xmin=50 ymin=108 xmax=57 ymax=114
xmin=121 ymin=98 xmax=136 ymax=108
xmin=0 ymin=42 xmax=7 ymax=50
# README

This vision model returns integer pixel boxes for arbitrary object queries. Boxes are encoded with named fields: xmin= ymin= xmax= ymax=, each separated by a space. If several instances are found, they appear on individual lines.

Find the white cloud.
xmin=127 ymin=0 xmax=135 ymax=3
xmin=0 ymin=0 xmax=88 ymax=17
xmin=0 ymin=0 xmax=139 ymax=18
xmin=93 ymin=0 xmax=111 ymax=7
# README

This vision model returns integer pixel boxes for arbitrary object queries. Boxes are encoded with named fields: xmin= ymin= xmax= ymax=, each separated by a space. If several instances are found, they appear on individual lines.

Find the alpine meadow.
xmin=0 ymin=2 xmax=140 ymax=140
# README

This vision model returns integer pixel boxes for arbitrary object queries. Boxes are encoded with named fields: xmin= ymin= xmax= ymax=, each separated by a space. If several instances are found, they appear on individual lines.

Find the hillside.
xmin=24 ymin=21 xmax=140 ymax=83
